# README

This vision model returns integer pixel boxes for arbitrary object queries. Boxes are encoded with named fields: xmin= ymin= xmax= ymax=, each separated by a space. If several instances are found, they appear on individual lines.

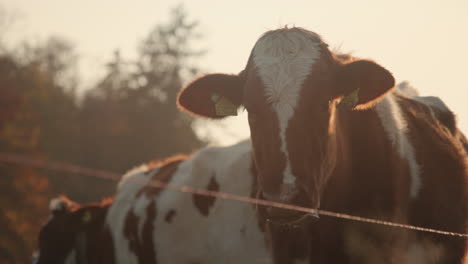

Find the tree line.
xmin=0 ymin=6 xmax=205 ymax=263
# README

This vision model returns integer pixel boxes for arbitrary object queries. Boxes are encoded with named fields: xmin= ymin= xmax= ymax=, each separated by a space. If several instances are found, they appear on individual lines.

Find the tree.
xmin=0 ymin=36 xmax=80 ymax=263
xmin=78 ymin=5 xmax=205 ymax=177
xmin=0 ymin=54 xmax=53 ymax=264
xmin=0 ymin=5 xmax=206 ymax=262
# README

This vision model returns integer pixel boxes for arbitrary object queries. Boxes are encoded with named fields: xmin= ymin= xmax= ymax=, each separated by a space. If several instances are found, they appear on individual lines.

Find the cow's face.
xmin=242 ymin=29 xmax=339 ymax=212
xmin=36 ymin=212 xmax=78 ymax=264
xmin=178 ymin=27 xmax=394 ymax=220
xmin=35 ymin=196 xmax=109 ymax=264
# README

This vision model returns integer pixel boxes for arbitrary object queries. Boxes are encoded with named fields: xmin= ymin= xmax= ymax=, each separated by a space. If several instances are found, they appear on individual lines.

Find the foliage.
xmin=0 ymin=6 xmax=204 ymax=263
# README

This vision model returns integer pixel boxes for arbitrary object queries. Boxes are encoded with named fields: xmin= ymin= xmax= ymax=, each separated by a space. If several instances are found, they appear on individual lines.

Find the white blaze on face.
xmin=252 ymin=28 xmax=322 ymax=185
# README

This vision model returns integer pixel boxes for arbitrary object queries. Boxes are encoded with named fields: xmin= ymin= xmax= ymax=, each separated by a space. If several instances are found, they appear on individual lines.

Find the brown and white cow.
xmin=35 ymin=141 xmax=273 ymax=264
xmin=34 ymin=196 xmax=114 ymax=264
xmin=105 ymin=141 xmax=272 ymax=263
xmin=177 ymin=27 xmax=468 ymax=263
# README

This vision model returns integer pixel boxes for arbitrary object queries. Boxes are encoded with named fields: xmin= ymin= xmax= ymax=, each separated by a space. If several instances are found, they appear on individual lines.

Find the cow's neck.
xmin=77 ymin=210 xmax=112 ymax=263
xmin=324 ymin=93 xmax=413 ymax=214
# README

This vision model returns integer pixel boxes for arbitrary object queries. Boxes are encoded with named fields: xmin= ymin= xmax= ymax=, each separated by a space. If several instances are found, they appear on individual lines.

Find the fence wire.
xmin=0 ymin=152 xmax=467 ymax=238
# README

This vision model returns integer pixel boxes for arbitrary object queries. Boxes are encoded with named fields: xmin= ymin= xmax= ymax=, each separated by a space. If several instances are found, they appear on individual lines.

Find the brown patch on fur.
xmin=138 ymin=157 xmax=186 ymax=197
xmin=122 ymin=157 xmax=189 ymax=262
xmin=141 ymin=200 xmax=158 ymax=264
xmin=123 ymin=204 xmax=157 ymax=264
xmin=431 ymin=106 xmax=457 ymax=135
xmin=124 ymin=157 xmax=188 ymax=263
xmin=192 ymin=174 xmax=220 ymax=216
xmin=144 ymin=154 xmax=189 ymax=175
xmin=123 ymin=211 xmax=140 ymax=257
xmin=457 ymin=131 xmax=468 ymax=154
xmin=68 ymin=197 xmax=113 ymax=213
xmin=164 ymin=209 xmax=176 ymax=224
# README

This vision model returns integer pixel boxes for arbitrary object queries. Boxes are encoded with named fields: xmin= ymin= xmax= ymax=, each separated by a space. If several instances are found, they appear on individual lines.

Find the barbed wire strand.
xmin=0 ymin=152 xmax=466 ymax=238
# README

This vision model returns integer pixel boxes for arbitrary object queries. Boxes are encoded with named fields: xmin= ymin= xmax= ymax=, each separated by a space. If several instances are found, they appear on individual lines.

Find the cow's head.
xmin=35 ymin=196 xmax=110 ymax=264
xmin=178 ymin=27 xmax=394 ymax=222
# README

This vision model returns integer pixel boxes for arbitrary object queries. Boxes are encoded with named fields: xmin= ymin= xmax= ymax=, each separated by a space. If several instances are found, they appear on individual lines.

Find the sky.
xmin=2 ymin=0 xmax=468 ymax=145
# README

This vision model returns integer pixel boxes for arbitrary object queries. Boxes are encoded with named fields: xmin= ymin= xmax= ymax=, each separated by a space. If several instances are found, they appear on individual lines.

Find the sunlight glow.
xmin=5 ymin=0 xmax=468 ymax=145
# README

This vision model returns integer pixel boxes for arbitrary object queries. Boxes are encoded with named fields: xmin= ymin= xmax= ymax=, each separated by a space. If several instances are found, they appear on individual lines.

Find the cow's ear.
xmin=177 ymin=73 xmax=243 ymax=118
xmin=336 ymin=60 xmax=395 ymax=110
xmin=49 ymin=195 xmax=77 ymax=217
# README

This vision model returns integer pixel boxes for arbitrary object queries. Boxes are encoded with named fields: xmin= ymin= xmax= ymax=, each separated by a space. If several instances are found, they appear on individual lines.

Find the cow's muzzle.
xmin=262 ymin=185 xmax=319 ymax=228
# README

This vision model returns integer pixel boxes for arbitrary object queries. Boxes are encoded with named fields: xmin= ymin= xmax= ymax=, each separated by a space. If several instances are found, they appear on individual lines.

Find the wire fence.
xmin=1 ymin=152 xmax=467 ymax=238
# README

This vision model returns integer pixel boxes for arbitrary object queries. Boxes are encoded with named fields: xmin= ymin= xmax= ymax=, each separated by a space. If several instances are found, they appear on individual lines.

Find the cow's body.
xmin=251 ymin=87 xmax=468 ymax=263
xmin=178 ymin=27 xmax=468 ymax=263
xmin=35 ymin=141 xmax=272 ymax=264
xmin=106 ymin=140 xmax=272 ymax=264
xmin=262 ymin=88 xmax=468 ymax=263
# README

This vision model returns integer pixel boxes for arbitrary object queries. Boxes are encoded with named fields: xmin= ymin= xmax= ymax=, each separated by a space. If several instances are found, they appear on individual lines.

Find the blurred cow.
xmin=36 ymin=141 xmax=272 ymax=264
xmin=34 ymin=196 xmax=113 ymax=264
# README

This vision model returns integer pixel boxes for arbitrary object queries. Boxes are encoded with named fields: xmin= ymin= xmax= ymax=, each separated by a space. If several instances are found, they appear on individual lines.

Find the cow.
xmin=34 ymin=141 xmax=273 ymax=264
xmin=177 ymin=27 xmax=468 ymax=263
xmin=34 ymin=196 xmax=114 ymax=264
xmin=105 ymin=142 xmax=272 ymax=263
xmin=399 ymin=81 xmax=468 ymax=153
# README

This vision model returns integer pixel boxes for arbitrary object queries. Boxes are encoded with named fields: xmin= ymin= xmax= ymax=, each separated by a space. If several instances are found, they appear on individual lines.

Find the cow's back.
xmin=396 ymin=94 xmax=467 ymax=263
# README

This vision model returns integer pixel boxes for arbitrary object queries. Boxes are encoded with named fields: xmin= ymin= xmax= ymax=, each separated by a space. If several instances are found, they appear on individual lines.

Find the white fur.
xmin=376 ymin=93 xmax=421 ymax=198
xmin=253 ymin=28 xmax=322 ymax=185
xmin=106 ymin=164 xmax=152 ymax=263
xmin=49 ymin=197 xmax=68 ymax=212
xmin=106 ymin=140 xmax=272 ymax=263
xmin=397 ymin=81 xmax=419 ymax=97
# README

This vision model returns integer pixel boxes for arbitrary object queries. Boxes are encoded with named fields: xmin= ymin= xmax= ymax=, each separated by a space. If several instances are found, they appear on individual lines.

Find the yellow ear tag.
xmin=211 ymin=93 xmax=238 ymax=116
xmin=339 ymin=88 xmax=360 ymax=109
xmin=82 ymin=211 xmax=92 ymax=224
